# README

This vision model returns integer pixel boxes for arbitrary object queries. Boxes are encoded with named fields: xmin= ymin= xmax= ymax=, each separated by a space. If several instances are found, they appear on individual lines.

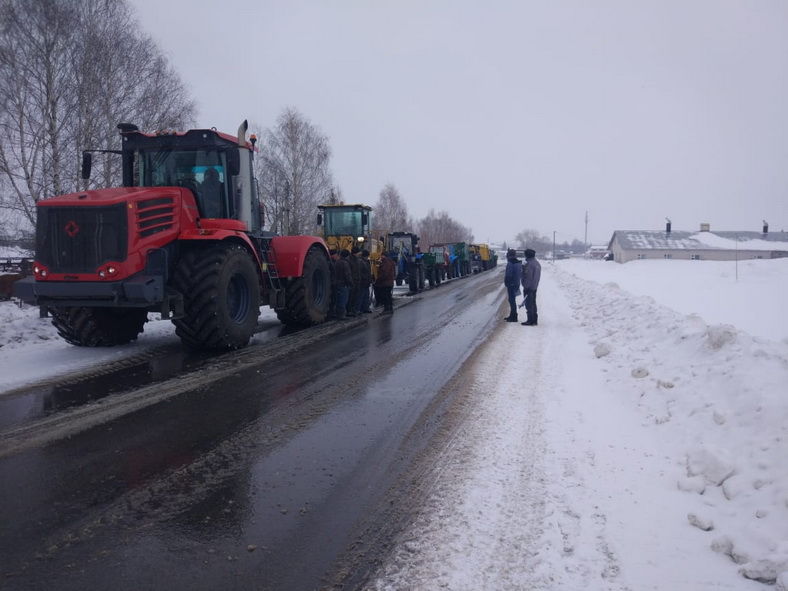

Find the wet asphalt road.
xmin=0 ymin=270 xmax=504 ymax=591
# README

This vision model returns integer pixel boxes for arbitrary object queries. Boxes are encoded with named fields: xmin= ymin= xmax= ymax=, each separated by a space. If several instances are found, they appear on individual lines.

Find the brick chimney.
xmin=763 ymin=220 xmax=769 ymax=235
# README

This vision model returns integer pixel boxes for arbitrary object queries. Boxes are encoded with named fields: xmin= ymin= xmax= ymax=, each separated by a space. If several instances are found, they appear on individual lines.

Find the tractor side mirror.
xmin=81 ymin=152 xmax=92 ymax=180
xmin=316 ymin=213 xmax=323 ymax=226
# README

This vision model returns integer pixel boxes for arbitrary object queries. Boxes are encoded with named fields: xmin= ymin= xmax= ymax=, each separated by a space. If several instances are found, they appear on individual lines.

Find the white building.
xmin=607 ymin=224 xmax=788 ymax=263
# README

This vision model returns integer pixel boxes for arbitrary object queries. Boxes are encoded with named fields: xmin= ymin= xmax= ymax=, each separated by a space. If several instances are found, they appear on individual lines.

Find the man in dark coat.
xmin=521 ymin=248 xmax=541 ymax=326
xmin=374 ymin=251 xmax=396 ymax=314
xmin=503 ymin=249 xmax=523 ymax=322
xmin=346 ymin=246 xmax=361 ymax=317
xmin=334 ymin=249 xmax=353 ymax=319
xmin=356 ymin=249 xmax=373 ymax=313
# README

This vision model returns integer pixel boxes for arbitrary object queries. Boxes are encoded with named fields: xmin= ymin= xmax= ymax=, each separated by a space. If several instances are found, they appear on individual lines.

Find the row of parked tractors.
xmin=315 ymin=205 xmax=498 ymax=294
xmin=13 ymin=121 xmax=496 ymax=352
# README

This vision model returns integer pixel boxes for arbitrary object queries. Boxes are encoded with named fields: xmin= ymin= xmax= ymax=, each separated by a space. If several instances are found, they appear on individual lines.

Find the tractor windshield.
xmin=136 ymin=148 xmax=231 ymax=218
xmin=389 ymin=236 xmax=414 ymax=255
xmin=323 ymin=208 xmax=367 ymax=236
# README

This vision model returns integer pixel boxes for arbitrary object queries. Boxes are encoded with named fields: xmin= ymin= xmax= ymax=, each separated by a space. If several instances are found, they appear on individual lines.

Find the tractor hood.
xmin=38 ymin=186 xmax=183 ymax=207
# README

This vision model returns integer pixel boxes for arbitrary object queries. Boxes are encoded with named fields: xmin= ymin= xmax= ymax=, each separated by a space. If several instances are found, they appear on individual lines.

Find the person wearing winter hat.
xmin=503 ymin=249 xmax=522 ymax=322
xmin=521 ymin=248 xmax=541 ymax=326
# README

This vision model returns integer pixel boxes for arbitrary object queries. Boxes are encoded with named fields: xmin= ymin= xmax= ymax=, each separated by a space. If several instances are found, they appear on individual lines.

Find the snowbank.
xmin=555 ymin=262 xmax=788 ymax=587
xmin=559 ymin=258 xmax=788 ymax=344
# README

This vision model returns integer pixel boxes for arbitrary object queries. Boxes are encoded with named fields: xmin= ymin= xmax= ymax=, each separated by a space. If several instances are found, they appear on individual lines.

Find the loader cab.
xmin=115 ymin=124 xmax=261 ymax=233
xmin=316 ymin=203 xmax=373 ymax=253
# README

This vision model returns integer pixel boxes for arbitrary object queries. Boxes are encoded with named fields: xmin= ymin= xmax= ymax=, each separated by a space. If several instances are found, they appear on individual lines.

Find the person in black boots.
xmin=375 ymin=251 xmax=396 ymax=314
xmin=503 ymin=249 xmax=522 ymax=322
xmin=346 ymin=246 xmax=361 ymax=317
xmin=521 ymin=248 xmax=541 ymax=325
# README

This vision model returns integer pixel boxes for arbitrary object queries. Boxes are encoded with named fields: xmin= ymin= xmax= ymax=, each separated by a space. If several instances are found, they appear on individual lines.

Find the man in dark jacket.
xmin=521 ymin=248 xmax=541 ymax=326
xmin=374 ymin=251 xmax=396 ymax=314
xmin=327 ymin=249 xmax=338 ymax=319
xmin=334 ymin=249 xmax=353 ymax=319
xmin=503 ymin=249 xmax=523 ymax=322
xmin=356 ymin=249 xmax=373 ymax=313
xmin=346 ymin=246 xmax=361 ymax=317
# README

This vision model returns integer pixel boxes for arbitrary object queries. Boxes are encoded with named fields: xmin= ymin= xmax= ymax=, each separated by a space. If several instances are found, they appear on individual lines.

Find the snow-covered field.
xmin=369 ymin=259 xmax=788 ymax=590
xmin=2 ymin=259 xmax=787 ymax=589
xmin=561 ymin=257 xmax=788 ymax=344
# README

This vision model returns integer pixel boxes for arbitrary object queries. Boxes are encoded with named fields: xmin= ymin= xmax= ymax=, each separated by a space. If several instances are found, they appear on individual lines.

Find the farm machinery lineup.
xmin=13 ymin=121 xmax=498 ymax=351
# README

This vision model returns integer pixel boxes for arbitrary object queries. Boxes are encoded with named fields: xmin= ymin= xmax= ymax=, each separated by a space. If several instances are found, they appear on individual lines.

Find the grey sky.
xmin=130 ymin=0 xmax=788 ymax=244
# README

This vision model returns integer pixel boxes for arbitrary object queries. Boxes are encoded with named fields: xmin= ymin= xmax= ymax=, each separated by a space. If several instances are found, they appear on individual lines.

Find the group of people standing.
xmin=503 ymin=248 xmax=541 ymax=326
xmin=329 ymin=248 xmax=397 ymax=319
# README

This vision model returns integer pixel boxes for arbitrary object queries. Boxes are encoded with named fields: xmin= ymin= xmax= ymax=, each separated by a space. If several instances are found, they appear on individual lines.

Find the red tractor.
xmin=14 ymin=121 xmax=331 ymax=350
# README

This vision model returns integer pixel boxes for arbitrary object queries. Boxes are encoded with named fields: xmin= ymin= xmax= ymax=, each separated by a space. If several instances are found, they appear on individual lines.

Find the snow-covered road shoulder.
xmin=369 ymin=261 xmax=787 ymax=590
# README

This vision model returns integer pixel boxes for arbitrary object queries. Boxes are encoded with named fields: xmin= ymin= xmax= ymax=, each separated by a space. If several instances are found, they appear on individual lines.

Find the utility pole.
xmin=552 ymin=230 xmax=556 ymax=263
xmin=584 ymin=211 xmax=589 ymax=246
xmin=735 ymin=233 xmax=739 ymax=281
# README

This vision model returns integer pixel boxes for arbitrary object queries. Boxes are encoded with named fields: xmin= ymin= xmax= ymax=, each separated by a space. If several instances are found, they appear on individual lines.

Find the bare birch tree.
xmin=417 ymin=209 xmax=474 ymax=248
xmin=0 ymin=0 xmax=194 ymax=232
xmin=514 ymin=228 xmax=550 ymax=252
xmin=256 ymin=108 xmax=333 ymax=235
xmin=372 ymin=183 xmax=412 ymax=239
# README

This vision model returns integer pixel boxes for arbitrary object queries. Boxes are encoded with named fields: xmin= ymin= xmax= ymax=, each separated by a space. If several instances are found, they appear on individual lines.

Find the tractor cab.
xmin=316 ymin=203 xmax=375 ymax=254
xmin=385 ymin=232 xmax=418 ymax=281
xmin=386 ymin=231 xmax=424 ymax=291
xmin=82 ymin=121 xmax=262 ymax=233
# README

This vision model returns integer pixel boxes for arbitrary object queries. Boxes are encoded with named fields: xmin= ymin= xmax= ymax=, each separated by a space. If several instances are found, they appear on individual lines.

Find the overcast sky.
xmin=130 ymin=0 xmax=788 ymax=245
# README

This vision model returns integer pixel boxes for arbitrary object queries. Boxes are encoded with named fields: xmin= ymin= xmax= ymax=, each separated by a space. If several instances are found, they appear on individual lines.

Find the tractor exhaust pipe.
xmin=237 ymin=120 xmax=248 ymax=146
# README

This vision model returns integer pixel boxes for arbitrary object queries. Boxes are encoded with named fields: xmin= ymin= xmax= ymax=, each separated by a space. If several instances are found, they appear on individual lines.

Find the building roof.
xmin=608 ymin=230 xmax=788 ymax=252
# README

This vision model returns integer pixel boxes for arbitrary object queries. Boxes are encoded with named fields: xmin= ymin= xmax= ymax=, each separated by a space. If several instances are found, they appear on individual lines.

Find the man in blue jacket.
xmin=503 ymin=249 xmax=522 ymax=322
xmin=521 ymin=248 xmax=541 ymax=326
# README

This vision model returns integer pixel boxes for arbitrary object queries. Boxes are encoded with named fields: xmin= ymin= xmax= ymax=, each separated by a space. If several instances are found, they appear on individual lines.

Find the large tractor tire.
xmin=50 ymin=306 xmax=147 ymax=346
xmin=173 ymin=243 xmax=261 ymax=350
xmin=275 ymin=246 xmax=330 ymax=327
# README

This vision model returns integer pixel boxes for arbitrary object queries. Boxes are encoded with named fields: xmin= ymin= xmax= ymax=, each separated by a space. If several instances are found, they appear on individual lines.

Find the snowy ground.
xmin=0 ymin=245 xmax=31 ymax=259
xmin=368 ymin=259 xmax=788 ymax=590
xmin=2 ymin=261 xmax=787 ymax=589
